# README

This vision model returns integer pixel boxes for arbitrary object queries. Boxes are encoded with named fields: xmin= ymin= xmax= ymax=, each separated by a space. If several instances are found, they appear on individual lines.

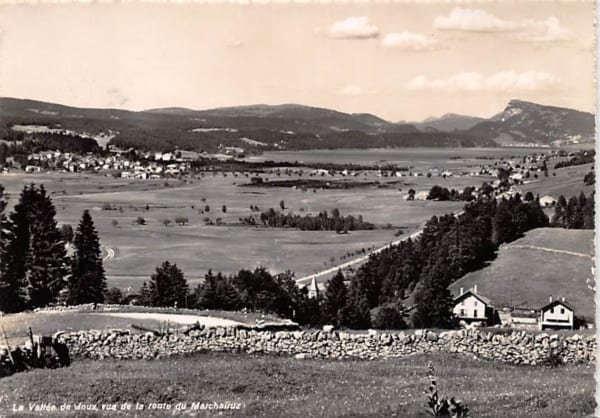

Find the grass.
xmin=449 ymin=228 xmax=595 ymax=321
xmin=0 ymin=308 xmax=289 ymax=345
xmin=0 ymin=148 xmax=590 ymax=291
xmin=0 ymin=351 xmax=594 ymax=417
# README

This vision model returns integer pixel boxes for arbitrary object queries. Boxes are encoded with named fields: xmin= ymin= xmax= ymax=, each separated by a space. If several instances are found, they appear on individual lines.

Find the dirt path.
xmin=507 ymin=244 xmax=593 ymax=259
xmin=97 ymin=312 xmax=244 ymax=327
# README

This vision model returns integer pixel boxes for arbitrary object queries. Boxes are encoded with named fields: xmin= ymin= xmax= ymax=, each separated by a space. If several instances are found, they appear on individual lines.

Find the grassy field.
xmin=449 ymin=228 xmax=595 ymax=321
xmin=0 ymin=147 xmax=591 ymax=291
xmin=0 ymin=308 xmax=288 ymax=345
xmin=0 ymin=169 xmax=479 ymax=289
xmin=0 ymin=351 xmax=594 ymax=417
xmin=518 ymin=162 xmax=594 ymax=198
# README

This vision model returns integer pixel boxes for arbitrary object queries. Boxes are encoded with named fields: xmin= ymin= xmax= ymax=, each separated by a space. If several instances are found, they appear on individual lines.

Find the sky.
xmin=0 ymin=1 xmax=594 ymax=122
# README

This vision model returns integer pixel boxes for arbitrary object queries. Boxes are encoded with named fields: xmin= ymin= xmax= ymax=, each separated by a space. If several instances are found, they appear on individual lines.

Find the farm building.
xmin=448 ymin=228 xmax=594 ymax=329
xmin=452 ymin=286 xmax=495 ymax=326
xmin=540 ymin=297 xmax=575 ymax=330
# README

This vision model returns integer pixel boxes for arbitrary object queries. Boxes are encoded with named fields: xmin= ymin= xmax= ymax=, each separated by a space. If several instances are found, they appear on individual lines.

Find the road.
xmin=101 ymin=245 xmax=115 ymax=262
xmin=295 ymin=230 xmax=423 ymax=286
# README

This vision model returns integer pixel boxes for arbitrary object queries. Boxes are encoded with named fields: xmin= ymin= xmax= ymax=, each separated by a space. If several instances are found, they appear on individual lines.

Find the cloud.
xmin=434 ymin=8 xmax=518 ymax=32
xmin=434 ymin=8 xmax=574 ymax=43
xmin=339 ymin=84 xmax=364 ymax=96
xmin=517 ymin=17 xmax=575 ymax=42
xmin=381 ymin=32 xmax=442 ymax=51
xmin=328 ymin=17 xmax=379 ymax=39
xmin=406 ymin=71 xmax=560 ymax=92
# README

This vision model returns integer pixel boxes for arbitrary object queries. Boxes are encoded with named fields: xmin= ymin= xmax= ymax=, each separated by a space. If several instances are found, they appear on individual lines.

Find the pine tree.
xmin=324 ymin=270 xmax=348 ymax=327
xmin=25 ymin=185 xmax=69 ymax=308
xmin=147 ymin=261 xmax=189 ymax=307
xmin=412 ymin=263 xmax=455 ymax=329
xmin=68 ymin=210 xmax=106 ymax=305
xmin=0 ymin=185 xmax=27 ymax=313
xmin=0 ymin=186 xmax=34 ymax=311
xmin=196 ymin=269 xmax=219 ymax=309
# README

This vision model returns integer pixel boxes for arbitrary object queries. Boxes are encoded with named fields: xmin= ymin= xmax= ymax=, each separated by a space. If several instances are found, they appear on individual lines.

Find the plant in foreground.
xmin=425 ymin=363 xmax=470 ymax=417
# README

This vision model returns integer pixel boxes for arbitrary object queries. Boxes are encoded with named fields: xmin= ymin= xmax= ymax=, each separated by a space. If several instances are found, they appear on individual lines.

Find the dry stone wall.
xmin=57 ymin=328 xmax=596 ymax=366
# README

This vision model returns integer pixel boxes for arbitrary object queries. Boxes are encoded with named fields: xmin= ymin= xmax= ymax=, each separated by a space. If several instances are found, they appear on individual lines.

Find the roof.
xmin=453 ymin=289 xmax=493 ymax=306
xmin=540 ymin=299 xmax=575 ymax=312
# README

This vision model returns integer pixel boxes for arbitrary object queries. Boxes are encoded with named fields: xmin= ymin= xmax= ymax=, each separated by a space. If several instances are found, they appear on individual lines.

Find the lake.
xmin=246 ymin=147 xmax=547 ymax=167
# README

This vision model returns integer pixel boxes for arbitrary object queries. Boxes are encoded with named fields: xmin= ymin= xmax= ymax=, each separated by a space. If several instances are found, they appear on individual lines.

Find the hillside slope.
xmin=468 ymin=100 xmax=595 ymax=146
xmin=448 ymin=228 xmax=594 ymax=321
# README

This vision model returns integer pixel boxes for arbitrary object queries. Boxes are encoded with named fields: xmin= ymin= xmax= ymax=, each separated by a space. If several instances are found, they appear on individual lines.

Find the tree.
xmin=0 ymin=185 xmax=27 ymax=313
xmin=407 ymin=189 xmax=416 ymax=201
xmin=162 ymin=219 xmax=171 ymax=227
xmin=323 ymin=270 xmax=348 ymax=327
xmin=204 ymin=204 xmax=210 ymax=213
xmin=104 ymin=287 xmax=123 ymax=304
xmin=222 ymin=205 xmax=227 ymax=213
xmin=146 ymin=261 xmax=189 ymax=307
xmin=135 ymin=217 xmax=146 ymax=225
xmin=24 ymin=185 xmax=69 ymax=308
xmin=67 ymin=210 xmax=106 ymax=305
xmin=412 ymin=273 xmax=455 ymax=329
xmin=60 ymin=224 xmax=74 ymax=243
xmin=279 ymin=200 xmax=285 ymax=210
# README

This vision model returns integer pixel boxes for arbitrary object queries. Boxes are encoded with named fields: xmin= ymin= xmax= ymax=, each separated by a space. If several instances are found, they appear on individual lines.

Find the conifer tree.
xmin=196 ymin=269 xmax=219 ymax=309
xmin=0 ymin=185 xmax=27 ymax=312
xmin=147 ymin=261 xmax=189 ymax=307
xmin=25 ymin=185 xmax=69 ymax=307
xmin=324 ymin=269 xmax=348 ymax=327
xmin=68 ymin=210 xmax=106 ymax=305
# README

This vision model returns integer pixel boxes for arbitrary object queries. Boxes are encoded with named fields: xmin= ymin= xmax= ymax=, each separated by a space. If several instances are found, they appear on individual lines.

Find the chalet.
xmin=452 ymin=285 xmax=495 ymax=326
xmin=540 ymin=297 xmax=574 ymax=330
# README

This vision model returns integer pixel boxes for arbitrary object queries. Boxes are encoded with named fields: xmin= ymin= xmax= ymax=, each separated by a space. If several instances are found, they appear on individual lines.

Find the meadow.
xmin=0 ymin=147 xmax=591 ymax=291
xmin=449 ymin=228 xmax=595 ymax=321
xmin=0 ymin=351 xmax=594 ymax=417
xmin=0 ymin=165 xmax=484 ymax=289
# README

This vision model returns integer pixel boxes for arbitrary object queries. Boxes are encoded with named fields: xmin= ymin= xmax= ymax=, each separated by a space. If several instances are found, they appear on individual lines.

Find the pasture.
xmin=0 ymin=146 xmax=591 ymax=291
xmin=0 ymin=351 xmax=594 ymax=417
xmin=0 ymin=167 xmax=481 ymax=289
xmin=449 ymin=228 xmax=595 ymax=321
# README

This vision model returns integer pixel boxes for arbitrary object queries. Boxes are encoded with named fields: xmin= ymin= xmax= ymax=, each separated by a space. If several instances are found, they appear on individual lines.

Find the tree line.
xmin=553 ymin=150 xmax=595 ymax=169
xmin=427 ymin=185 xmax=476 ymax=202
xmin=551 ymin=192 xmax=594 ymax=229
xmin=251 ymin=208 xmax=375 ymax=231
xmin=0 ymin=184 xmax=106 ymax=313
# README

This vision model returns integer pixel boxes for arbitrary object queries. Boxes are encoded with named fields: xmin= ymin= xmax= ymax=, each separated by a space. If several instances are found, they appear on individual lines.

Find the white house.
xmin=540 ymin=297 xmax=574 ymax=330
xmin=452 ymin=285 xmax=494 ymax=325
xmin=539 ymin=195 xmax=557 ymax=207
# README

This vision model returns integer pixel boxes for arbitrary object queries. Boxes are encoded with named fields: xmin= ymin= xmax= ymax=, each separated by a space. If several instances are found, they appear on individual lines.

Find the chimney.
xmin=460 ymin=287 xmax=463 ymax=295
xmin=561 ymin=296 xmax=565 ymax=303
xmin=473 ymin=285 xmax=478 ymax=294
xmin=549 ymin=295 xmax=553 ymax=302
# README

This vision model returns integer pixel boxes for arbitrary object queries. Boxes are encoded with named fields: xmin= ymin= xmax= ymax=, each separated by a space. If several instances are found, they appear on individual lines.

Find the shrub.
xmin=112 ymin=219 xmax=119 ymax=227
xmin=135 ymin=217 xmax=146 ymax=225
xmin=424 ymin=363 xmax=470 ymax=417
xmin=162 ymin=219 xmax=172 ymax=227
xmin=371 ymin=305 xmax=406 ymax=330
xmin=104 ymin=287 xmax=124 ymax=304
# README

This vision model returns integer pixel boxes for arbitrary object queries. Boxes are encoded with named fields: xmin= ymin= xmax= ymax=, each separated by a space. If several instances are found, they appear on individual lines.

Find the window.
xmin=560 ymin=308 xmax=565 ymax=314
xmin=474 ymin=309 xmax=478 ymax=317
xmin=460 ymin=309 xmax=465 ymax=316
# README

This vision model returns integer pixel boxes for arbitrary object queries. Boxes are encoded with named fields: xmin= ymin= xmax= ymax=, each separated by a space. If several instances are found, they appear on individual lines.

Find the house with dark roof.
xmin=540 ymin=297 xmax=575 ymax=330
xmin=452 ymin=285 xmax=495 ymax=326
